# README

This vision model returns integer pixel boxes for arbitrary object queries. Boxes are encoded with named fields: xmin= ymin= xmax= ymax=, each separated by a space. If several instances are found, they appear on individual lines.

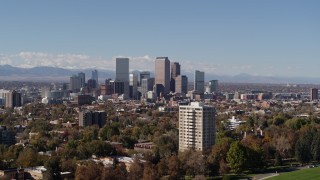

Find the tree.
xmin=274 ymin=135 xmax=292 ymax=157
xmin=273 ymin=114 xmax=286 ymax=126
xmin=179 ymin=150 xmax=205 ymax=177
xmin=245 ymin=146 xmax=266 ymax=171
xmin=101 ymin=162 xmax=128 ymax=180
xmin=61 ymin=158 xmax=77 ymax=176
xmin=43 ymin=156 xmax=61 ymax=180
xmin=156 ymin=158 xmax=168 ymax=177
xmin=128 ymin=157 xmax=144 ymax=180
xmin=119 ymin=135 xmax=137 ymax=149
xmin=208 ymin=138 xmax=232 ymax=175
xmin=241 ymin=135 xmax=266 ymax=171
xmin=4 ymin=145 xmax=24 ymax=163
xmin=227 ymin=141 xmax=247 ymax=173
xmin=153 ymin=133 xmax=178 ymax=158
xmin=295 ymin=130 xmax=315 ymax=163
xmin=75 ymin=161 xmax=102 ymax=180
xmin=86 ymin=140 xmax=116 ymax=157
xmin=99 ymin=124 xmax=120 ymax=140
xmin=311 ymin=132 xmax=320 ymax=161
xmin=76 ymin=143 xmax=91 ymax=159
xmin=274 ymin=151 xmax=283 ymax=166
xmin=30 ymin=136 xmax=48 ymax=152
xmin=27 ymin=119 xmax=53 ymax=133
xmin=167 ymin=155 xmax=183 ymax=179
xmin=16 ymin=147 xmax=38 ymax=168
xmin=218 ymin=159 xmax=229 ymax=175
xmin=285 ymin=118 xmax=307 ymax=130
xmin=82 ymin=126 xmax=99 ymax=142
xmin=143 ymin=162 xmax=159 ymax=180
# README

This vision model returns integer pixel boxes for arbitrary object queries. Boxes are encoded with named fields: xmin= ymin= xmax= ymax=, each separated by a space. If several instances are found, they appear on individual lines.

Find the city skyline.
xmin=0 ymin=1 xmax=319 ymax=78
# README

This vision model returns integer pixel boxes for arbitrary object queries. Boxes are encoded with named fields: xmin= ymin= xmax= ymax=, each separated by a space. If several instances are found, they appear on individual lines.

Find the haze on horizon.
xmin=0 ymin=1 xmax=319 ymax=77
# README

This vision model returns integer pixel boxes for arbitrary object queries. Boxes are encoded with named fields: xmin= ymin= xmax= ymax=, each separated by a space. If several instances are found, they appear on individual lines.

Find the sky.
xmin=0 ymin=0 xmax=319 ymax=77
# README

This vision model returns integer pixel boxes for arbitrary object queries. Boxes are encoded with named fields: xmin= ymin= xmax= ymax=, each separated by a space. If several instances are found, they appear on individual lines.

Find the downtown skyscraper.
xmin=78 ymin=72 xmax=86 ymax=88
xmin=208 ymin=80 xmax=219 ymax=94
xmin=194 ymin=70 xmax=205 ymax=93
xmin=92 ymin=70 xmax=98 ymax=85
xmin=170 ymin=62 xmax=181 ymax=92
xmin=116 ymin=58 xmax=130 ymax=98
xmin=155 ymin=57 xmax=170 ymax=97
xmin=175 ymin=75 xmax=188 ymax=94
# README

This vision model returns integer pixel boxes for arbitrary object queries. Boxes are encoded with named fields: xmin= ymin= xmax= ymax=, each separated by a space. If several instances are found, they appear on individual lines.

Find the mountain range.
xmin=0 ymin=65 xmax=319 ymax=84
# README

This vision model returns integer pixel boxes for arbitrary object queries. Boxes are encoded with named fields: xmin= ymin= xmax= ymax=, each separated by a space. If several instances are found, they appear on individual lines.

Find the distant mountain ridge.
xmin=0 ymin=65 xmax=114 ymax=82
xmin=0 ymin=65 xmax=319 ymax=84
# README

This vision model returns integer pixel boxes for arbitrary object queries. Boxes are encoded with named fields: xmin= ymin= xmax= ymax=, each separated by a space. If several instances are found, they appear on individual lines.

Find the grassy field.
xmin=269 ymin=167 xmax=320 ymax=180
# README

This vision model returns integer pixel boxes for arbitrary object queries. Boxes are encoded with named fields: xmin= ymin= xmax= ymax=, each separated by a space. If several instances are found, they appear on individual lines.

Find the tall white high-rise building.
xmin=179 ymin=102 xmax=215 ymax=152
xmin=194 ymin=70 xmax=205 ymax=93
xmin=116 ymin=58 xmax=130 ymax=98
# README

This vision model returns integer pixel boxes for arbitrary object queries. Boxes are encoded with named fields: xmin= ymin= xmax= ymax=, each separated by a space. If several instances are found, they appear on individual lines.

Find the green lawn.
xmin=269 ymin=167 xmax=320 ymax=180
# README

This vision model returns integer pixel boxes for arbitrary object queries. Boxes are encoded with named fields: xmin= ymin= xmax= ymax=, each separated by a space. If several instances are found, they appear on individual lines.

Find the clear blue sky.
xmin=0 ymin=0 xmax=319 ymax=77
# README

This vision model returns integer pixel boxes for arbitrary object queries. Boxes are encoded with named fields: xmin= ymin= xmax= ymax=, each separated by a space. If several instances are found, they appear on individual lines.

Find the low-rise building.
xmin=226 ymin=116 xmax=246 ymax=130
xmin=134 ymin=141 xmax=155 ymax=152
xmin=0 ymin=168 xmax=24 ymax=180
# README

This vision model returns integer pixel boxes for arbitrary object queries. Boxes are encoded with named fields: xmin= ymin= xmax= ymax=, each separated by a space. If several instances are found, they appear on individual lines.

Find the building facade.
xmin=79 ymin=111 xmax=106 ymax=128
xmin=141 ymin=78 xmax=155 ymax=98
xmin=179 ymin=102 xmax=215 ymax=152
xmin=78 ymin=72 xmax=86 ymax=88
xmin=129 ymin=73 xmax=138 ymax=99
xmin=208 ymin=80 xmax=219 ymax=94
xmin=170 ymin=62 xmax=181 ymax=92
xmin=140 ymin=71 xmax=151 ymax=85
xmin=116 ymin=58 xmax=130 ymax=97
xmin=70 ymin=75 xmax=81 ymax=92
xmin=175 ymin=75 xmax=188 ymax=94
xmin=92 ymin=70 xmax=98 ymax=86
xmin=311 ymin=88 xmax=318 ymax=100
xmin=87 ymin=79 xmax=97 ymax=89
xmin=5 ymin=90 xmax=22 ymax=108
xmin=155 ymin=57 xmax=170 ymax=96
xmin=194 ymin=70 xmax=205 ymax=94
xmin=171 ymin=62 xmax=181 ymax=79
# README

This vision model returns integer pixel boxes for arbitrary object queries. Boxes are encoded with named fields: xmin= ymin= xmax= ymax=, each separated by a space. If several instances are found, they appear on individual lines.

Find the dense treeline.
xmin=1 ymin=101 xmax=320 ymax=178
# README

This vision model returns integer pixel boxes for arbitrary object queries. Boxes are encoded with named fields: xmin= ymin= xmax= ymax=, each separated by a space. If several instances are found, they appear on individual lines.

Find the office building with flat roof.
xmin=194 ymin=70 xmax=205 ymax=94
xmin=311 ymin=88 xmax=318 ymax=100
xmin=92 ymin=70 xmax=98 ymax=85
xmin=79 ymin=110 xmax=106 ymax=128
xmin=175 ymin=75 xmax=188 ymax=94
xmin=208 ymin=80 xmax=219 ymax=94
xmin=140 ymin=71 xmax=151 ymax=85
xmin=78 ymin=72 xmax=86 ymax=88
xmin=155 ymin=57 xmax=170 ymax=96
xmin=116 ymin=58 xmax=130 ymax=98
xmin=129 ymin=73 xmax=138 ymax=99
xmin=170 ymin=62 xmax=181 ymax=92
